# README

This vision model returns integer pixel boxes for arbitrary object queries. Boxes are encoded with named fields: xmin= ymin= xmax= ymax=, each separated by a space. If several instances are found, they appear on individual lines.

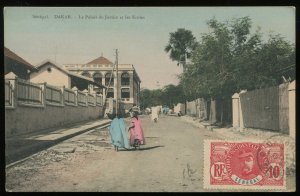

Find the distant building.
xmin=4 ymin=47 xmax=37 ymax=80
xmin=30 ymin=60 xmax=105 ymax=92
xmin=63 ymin=55 xmax=141 ymax=110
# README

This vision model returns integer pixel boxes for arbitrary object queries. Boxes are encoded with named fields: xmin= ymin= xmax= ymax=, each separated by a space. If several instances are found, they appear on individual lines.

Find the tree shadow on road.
xmin=119 ymin=145 xmax=164 ymax=151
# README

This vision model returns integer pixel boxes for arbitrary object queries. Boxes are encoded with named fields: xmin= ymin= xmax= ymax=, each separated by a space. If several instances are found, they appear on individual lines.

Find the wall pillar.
xmin=238 ymin=90 xmax=247 ymax=131
xmin=91 ymin=92 xmax=97 ymax=106
xmin=232 ymin=93 xmax=240 ymax=128
xmin=288 ymin=80 xmax=296 ymax=138
xmin=72 ymin=86 xmax=78 ymax=106
xmin=40 ymin=82 xmax=47 ymax=107
xmin=5 ymin=72 xmax=18 ymax=108
xmin=231 ymin=91 xmax=246 ymax=131
xmin=60 ymin=86 xmax=65 ymax=106
xmin=83 ymin=89 xmax=89 ymax=107
xmin=210 ymin=99 xmax=217 ymax=124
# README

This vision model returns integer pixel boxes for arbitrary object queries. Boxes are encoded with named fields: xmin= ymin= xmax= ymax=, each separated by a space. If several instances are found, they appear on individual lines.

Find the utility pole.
xmin=115 ymin=49 xmax=119 ymax=114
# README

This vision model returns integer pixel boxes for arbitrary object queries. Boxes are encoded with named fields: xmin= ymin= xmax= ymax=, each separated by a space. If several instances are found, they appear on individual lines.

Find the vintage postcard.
xmin=4 ymin=6 xmax=295 ymax=192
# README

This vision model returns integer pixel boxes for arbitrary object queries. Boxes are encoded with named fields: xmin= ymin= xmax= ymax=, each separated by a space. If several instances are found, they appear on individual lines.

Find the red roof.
xmin=4 ymin=47 xmax=36 ymax=70
xmin=86 ymin=56 xmax=113 ymax=65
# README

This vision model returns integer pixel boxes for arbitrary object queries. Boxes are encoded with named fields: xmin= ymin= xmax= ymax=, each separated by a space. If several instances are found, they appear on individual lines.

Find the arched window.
xmin=121 ymin=88 xmax=130 ymax=98
xmin=121 ymin=72 xmax=130 ymax=86
xmin=81 ymin=71 xmax=91 ymax=78
xmin=105 ymin=72 xmax=114 ymax=86
xmin=107 ymin=88 xmax=114 ymax=98
xmin=93 ymin=72 xmax=102 ymax=84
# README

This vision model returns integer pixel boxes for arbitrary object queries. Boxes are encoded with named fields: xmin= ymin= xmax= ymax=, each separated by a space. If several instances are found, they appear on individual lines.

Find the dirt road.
xmin=5 ymin=115 xmax=295 ymax=192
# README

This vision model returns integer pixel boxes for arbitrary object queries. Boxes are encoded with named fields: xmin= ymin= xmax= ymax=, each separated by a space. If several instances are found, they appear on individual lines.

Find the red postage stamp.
xmin=204 ymin=140 xmax=286 ymax=190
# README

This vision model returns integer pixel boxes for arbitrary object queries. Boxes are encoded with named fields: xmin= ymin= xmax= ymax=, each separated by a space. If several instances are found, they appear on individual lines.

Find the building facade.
xmin=4 ymin=47 xmax=37 ymax=80
xmin=30 ymin=60 xmax=105 ymax=92
xmin=63 ymin=56 xmax=141 ymax=111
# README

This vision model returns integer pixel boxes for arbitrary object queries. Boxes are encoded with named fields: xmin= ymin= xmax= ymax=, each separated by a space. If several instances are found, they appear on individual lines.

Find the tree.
xmin=182 ymin=16 xmax=295 ymax=98
xmin=161 ymin=84 xmax=185 ymax=107
xmin=255 ymin=34 xmax=295 ymax=87
xmin=139 ymin=88 xmax=152 ymax=109
xmin=179 ymin=16 xmax=295 ymax=125
xmin=184 ymin=17 xmax=236 ymax=100
xmin=165 ymin=28 xmax=198 ymax=71
xmin=140 ymin=84 xmax=186 ymax=109
xmin=140 ymin=88 xmax=164 ymax=108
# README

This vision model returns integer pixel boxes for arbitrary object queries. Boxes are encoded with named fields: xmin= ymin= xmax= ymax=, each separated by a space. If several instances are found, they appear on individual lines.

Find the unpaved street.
xmin=5 ymin=115 xmax=295 ymax=192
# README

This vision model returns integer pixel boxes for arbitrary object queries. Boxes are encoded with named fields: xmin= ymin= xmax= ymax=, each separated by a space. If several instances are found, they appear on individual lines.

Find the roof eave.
xmin=5 ymin=56 xmax=37 ymax=71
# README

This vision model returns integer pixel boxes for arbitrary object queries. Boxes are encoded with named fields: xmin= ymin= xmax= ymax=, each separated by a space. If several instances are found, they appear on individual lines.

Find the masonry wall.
xmin=239 ymin=86 xmax=280 ymax=131
xmin=5 ymin=105 xmax=103 ymax=136
xmin=232 ymin=81 xmax=295 ymax=135
xmin=186 ymin=100 xmax=197 ymax=116
xmin=5 ymin=73 xmax=104 ymax=136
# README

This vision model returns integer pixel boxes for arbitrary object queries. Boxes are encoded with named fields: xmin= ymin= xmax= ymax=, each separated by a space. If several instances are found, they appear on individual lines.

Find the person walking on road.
xmin=117 ymin=112 xmax=130 ymax=150
xmin=107 ymin=112 xmax=130 ymax=151
xmin=129 ymin=112 xmax=146 ymax=147
xmin=151 ymin=106 xmax=159 ymax=123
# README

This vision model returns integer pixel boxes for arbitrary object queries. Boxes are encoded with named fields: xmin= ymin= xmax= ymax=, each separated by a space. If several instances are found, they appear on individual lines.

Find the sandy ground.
xmin=5 ymin=115 xmax=295 ymax=192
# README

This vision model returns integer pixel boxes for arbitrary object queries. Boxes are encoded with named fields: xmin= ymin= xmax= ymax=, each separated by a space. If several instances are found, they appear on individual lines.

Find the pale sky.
xmin=4 ymin=7 xmax=295 ymax=89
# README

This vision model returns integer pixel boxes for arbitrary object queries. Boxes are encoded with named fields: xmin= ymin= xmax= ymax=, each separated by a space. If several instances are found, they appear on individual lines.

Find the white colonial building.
xmin=62 ymin=56 xmax=141 ymax=111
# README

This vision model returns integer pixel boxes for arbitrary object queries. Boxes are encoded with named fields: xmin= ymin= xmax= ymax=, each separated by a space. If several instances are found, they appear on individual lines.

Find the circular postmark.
xmin=257 ymin=137 xmax=285 ymax=181
xmin=256 ymin=143 xmax=271 ymax=175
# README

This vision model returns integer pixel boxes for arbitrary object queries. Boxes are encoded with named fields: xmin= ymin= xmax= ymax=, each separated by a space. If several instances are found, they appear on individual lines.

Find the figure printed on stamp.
xmin=237 ymin=149 xmax=259 ymax=179
xmin=205 ymin=140 xmax=285 ymax=189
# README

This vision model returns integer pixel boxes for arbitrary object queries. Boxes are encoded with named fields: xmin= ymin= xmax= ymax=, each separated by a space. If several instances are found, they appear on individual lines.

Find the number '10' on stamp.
xmin=204 ymin=140 xmax=285 ymax=190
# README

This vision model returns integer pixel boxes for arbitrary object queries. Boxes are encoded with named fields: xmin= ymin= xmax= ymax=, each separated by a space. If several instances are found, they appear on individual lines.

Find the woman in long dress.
xmin=117 ymin=112 xmax=130 ymax=150
xmin=129 ymin=112 xmax=146 ymax=146
xmin=107 ymin=113 xmax=130 ymax=151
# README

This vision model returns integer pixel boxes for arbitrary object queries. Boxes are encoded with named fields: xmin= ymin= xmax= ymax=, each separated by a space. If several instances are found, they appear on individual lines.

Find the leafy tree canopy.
xmin=165 ymin=28 xmax=198 ymax=71
xmin=140 ymin=84 xmax=185 ymax=109
xmin=177 ymin=16 xmax=295 ymax=100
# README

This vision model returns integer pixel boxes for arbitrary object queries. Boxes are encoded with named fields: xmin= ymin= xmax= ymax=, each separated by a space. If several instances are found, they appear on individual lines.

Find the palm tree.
xmin=165 ymin=28 xmax=198 ymax=72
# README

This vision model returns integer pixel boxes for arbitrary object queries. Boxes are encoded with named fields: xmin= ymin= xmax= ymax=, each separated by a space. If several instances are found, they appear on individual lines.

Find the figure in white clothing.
xmin=151 ymin=106 xmax=159 ymax=123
